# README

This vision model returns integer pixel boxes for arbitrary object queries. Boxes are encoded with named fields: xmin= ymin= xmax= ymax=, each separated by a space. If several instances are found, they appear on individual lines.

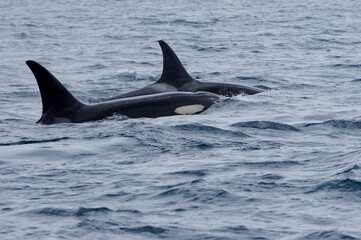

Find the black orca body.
xmin=105 ymin=40 xmax=262 ymax=101
xmin=26 ymin=61 xmax=219 ymax=125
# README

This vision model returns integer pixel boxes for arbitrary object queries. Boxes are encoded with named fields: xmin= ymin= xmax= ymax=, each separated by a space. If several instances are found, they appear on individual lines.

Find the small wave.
xmin=351 ymin=78 xmax=361 ymax=82
xmin=104 ymin=34 xmax=124 ymax=40
xmin=13 ymin=32 xmax=29 ymax=39
xmin=0 ymin=137 xmax=70 ymax=146
xmin=311 ymin=37 xmax=361 ymax=46
xmin=196 ymin=46 xmax=228 ymax=52
xmin=155 ymin=186 xmax=234 ymax=204
xmin=116 ymin=209 xmax=143 ymax=215
xmin=120 ymin=225 xmax=168 ymax=234
xmin=102 ymin=191 xmax=129 ymax=198
xmin=76 ymin=219 xmax=105 ymax=230
xmin=309 ymin=178 xmax=361 ymax=194
xmin=232 ymin=121 xmax=300 ymax=131
xmin=34 ymin=207 xmax=112 ymax=217
xmin=251 ymin=50 xmax=262 ymax=54
xmin=236 ymin=76 xmax=267 ymax=82
xmin=74 ymin=207 xmax=112 ymax=217
xmin=155 ymin=188 xmax=192 ymax=198
xmin=299 ymin=230 xmax=358 ymax=240
xmin=23 ymin=23 xmax=37 ymax=27
xmin=257 ymin=181 xmax=294 ymax=190
xmin=196 ymin=189 xmax=232 ymax=204
xmin=86 ymin=64 xmax=106 ymax=70
xmin=76 ymin=218 xmax=121 ymax=231
xmin=336 ymin=165 xmax=360 ymax=175
xmin=260 ymin=174 xmax=284 ymax=180
xmin=36 ymin=207 xmax=73 ymax=217
xmin=312 ymin=38 xmax=343 ymax=44
xmin=191 ymin=142 xmax=214 ymax=149
xmin=305 ymin=120 xmax=361 ymax=129
xmin=258 ymin=32 xmax=275 ymax=37
xmin=224 ymin=225 xmax=250 ymax=233
xmin=172 ymin=18 xmax=199 ymax=25
xmin=113 ymin=71 xmax=138 ymax=80
xmin=242 ymin=160 xmax=302 ymax=168
xmin=210 ymin=71 xmax=221 ymax=75
xmin=333 ymin=64 xmax=361 ymax=68
xmin=174 ymin=123 xmax=249 ymax=137
xmin=171 ymin=18 xmax=219 ymax=29
xmin=235 ymin=76 xmax=272 ymax=90
xmin=169 ymin=169 xmax=208 ymax=177
xmin=112 ymin=70 xmax=156 ymax=82
xmin=255 ymin=85 xmax=272 ymax=90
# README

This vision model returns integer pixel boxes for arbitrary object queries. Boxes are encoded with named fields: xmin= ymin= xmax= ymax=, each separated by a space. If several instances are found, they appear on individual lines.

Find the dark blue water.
xmin=1 ymin=0 xmax=361 ymax=239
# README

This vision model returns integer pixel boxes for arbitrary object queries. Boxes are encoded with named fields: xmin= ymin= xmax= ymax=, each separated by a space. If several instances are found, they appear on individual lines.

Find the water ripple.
xmin=33 ymin=207 xmax=113 ymax=217
xmin=232 ymin=121 xmax=300 ymax=131
xmin=0 ymin=137 xmax=70 ymax=146
xmin=308 ymin=178 xmax=361 ymax=194
xmin=120 ymin=225 xmax=168 ymax=234
xmin=300 ymin=230 xmax=358 ymax=240
xmin=305 ymin=120 xmax=361 ymax=129
xmin=169 ymin=169 xmax=208 ymax=177
xmin=174 ymin=123 xmax=249 ymax=137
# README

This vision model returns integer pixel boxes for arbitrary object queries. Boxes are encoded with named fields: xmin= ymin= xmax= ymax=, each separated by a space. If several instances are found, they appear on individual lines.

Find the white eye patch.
xmin=174 ymin=104 xmax=205 ymax=115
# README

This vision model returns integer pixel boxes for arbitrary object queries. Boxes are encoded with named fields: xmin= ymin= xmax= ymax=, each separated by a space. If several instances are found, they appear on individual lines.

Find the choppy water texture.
xmin=1 ymin=0 xmax=361 ymax=239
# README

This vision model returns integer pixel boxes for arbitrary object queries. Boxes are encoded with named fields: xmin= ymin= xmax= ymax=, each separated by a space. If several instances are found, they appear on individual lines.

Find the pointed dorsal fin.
xmin=157 ymin=40 xmax=195 ymax=87
xmin=26 ymin=60 xmax=82 ymax=114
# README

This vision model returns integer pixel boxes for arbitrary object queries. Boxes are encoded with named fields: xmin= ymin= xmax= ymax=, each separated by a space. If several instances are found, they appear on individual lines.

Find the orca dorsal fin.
xmin=157 ymin=40 xmax=195 ymax=87
xmin=26 ymin=60 xmax=82 ymax=115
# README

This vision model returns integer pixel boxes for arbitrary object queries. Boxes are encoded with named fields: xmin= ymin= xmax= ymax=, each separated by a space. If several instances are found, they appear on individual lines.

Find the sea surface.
xmin=1 ymin=0 xmax=361 ymax=239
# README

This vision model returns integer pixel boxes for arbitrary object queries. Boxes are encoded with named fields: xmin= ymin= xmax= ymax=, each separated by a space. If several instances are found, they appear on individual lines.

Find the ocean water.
xmin=1 ymin=0 xmax=361 ymax=239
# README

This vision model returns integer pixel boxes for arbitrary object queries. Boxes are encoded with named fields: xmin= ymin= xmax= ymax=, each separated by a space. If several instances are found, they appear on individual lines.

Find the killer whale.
xmin=105 ymin=40 xmax=262 ymax=101
xmin=26 ymin=60 xmax=219 ymax=125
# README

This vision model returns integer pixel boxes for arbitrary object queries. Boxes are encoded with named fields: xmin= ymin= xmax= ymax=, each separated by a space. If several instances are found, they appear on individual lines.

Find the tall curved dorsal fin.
xmin=157 ymin=40 xmax=195 ymax=87
xmin=26 ymin=60 xmax=82 ymax=115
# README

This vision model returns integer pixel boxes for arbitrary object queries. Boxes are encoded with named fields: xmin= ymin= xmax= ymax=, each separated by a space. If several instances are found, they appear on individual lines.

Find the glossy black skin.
xmin=37 ymin=91 xmax=218 ymax=124
xmin=26 ymin=61 xmax=219 ymax=125
xmin=105 ymin=40 xmax=262 ymax=101
xmin=176 ymin=81 xmax=262 ymax=96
